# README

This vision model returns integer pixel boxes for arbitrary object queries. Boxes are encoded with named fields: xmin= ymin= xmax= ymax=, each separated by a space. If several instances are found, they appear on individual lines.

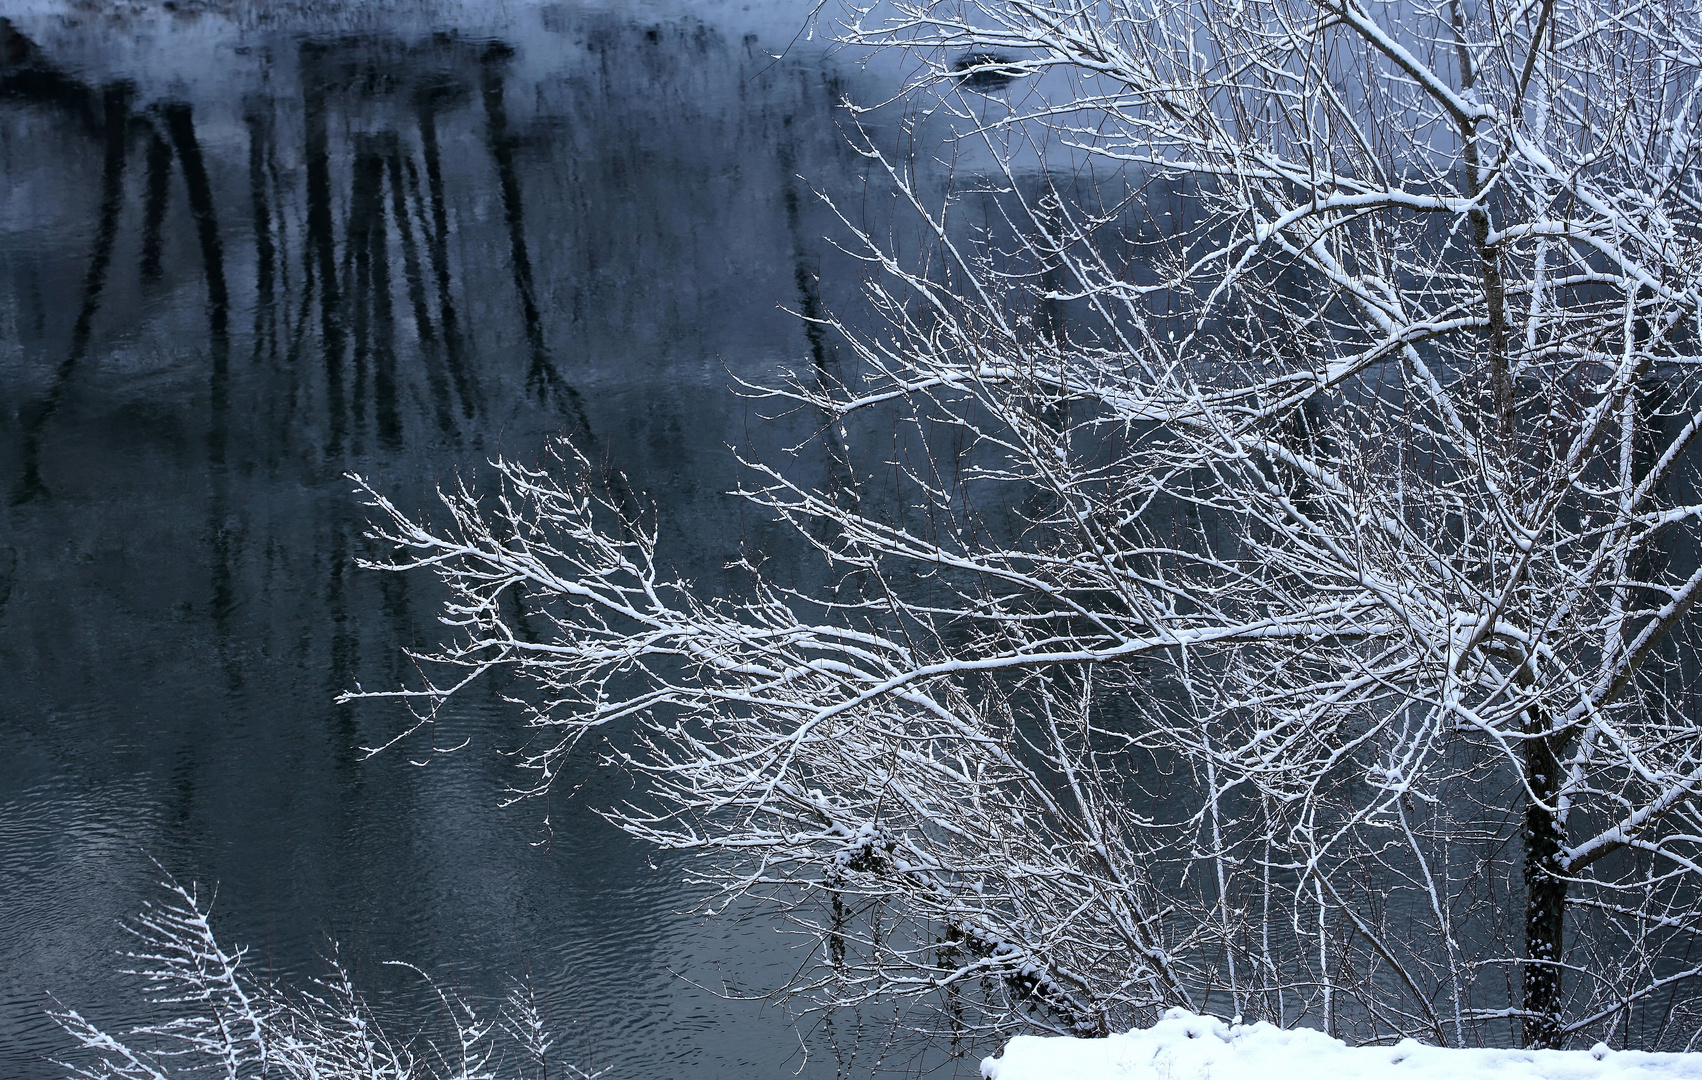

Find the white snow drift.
xmin=982 ymin=1012 xmax=1702 ymax=1080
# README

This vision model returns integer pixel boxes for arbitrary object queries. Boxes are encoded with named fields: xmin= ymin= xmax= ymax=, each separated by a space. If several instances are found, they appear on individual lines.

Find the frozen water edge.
xmin=982 ymin=1011 xmax=1702 ymax=1080
xmin=0 ymin=0 xmax=843 ymax=102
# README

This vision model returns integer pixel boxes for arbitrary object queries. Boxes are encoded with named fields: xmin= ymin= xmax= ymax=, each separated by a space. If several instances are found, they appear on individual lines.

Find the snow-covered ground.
xmin=982 ymin=1011 xmax=1702 ymax=1080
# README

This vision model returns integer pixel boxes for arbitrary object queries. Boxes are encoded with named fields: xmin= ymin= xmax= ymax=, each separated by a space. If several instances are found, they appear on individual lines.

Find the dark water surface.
xmin=0 ymin=3 xmax=906 ymax=1074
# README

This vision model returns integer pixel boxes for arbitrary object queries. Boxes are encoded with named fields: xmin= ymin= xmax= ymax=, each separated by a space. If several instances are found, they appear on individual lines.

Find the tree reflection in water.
xmin=0 ymin=7 xmax=886 ymax=1078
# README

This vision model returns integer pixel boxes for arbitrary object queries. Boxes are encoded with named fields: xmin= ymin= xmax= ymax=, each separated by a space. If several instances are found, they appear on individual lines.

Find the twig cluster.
xmin=51 ymin=873 xmax=606 ymax=1080
xmin=349 ymin=0 xmax=1702 ymax=1054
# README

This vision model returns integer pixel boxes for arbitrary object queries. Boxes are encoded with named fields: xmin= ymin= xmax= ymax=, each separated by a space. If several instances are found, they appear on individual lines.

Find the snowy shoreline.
xmin=982 ymin=1012 xmax=1702 ymax=1080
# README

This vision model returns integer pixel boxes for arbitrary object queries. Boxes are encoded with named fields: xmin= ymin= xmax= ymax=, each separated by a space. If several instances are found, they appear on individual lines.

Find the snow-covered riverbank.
xmin=982 ymin=1012 xmax=1702 ymax=1080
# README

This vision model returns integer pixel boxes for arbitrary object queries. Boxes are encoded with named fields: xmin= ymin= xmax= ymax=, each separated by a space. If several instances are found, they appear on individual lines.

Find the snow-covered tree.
xmin=51 ymin=873 xmax=606 ymax=1080
xmin=350 ymin=0 xmax=1702 ymax=1052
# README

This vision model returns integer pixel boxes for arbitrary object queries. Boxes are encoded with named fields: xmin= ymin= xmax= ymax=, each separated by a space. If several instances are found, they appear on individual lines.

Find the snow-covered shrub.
xmin=50 ymin=873 xmax=604 ymax=1080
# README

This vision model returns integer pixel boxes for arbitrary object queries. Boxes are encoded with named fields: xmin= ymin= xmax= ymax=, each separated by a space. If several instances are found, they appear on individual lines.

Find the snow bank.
xmin=982 ymin=1011 xmax=1702 ymax=1080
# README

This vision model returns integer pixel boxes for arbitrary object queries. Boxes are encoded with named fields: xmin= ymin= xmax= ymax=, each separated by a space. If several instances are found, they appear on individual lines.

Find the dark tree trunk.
xmin=1523 ymin=725 xmax=1566 ymax=1049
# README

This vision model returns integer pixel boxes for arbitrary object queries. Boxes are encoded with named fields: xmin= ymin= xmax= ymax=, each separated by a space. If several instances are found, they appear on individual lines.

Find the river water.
xmin=0 ymin=3 xmax=936 ymax=1075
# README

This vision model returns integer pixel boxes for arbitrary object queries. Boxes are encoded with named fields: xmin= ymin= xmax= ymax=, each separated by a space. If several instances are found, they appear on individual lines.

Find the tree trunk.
xmin=1523 ymin=727 xmax=1566 ymax=1048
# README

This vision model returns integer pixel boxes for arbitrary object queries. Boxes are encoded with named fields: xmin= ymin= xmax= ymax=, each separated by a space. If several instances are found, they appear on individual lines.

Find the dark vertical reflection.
xmin=326 ymin=518 xmax=360 ymax=773
xmin=416 ymin=85 xmax=476 ymax=419
xmin=207 ymin=498 xmax=243 ymax=692
xmin=377 ymin=539 xmax=413 ymax=682
xmin=348 ymin=143 xmax=381 ymax=453
xmin=350 ymin=137 xmax=402 ymax=450
xmin=140 ymin=129 xmax=173 ymax=283
xmin=162 ymin=101 xmax=231 ymax=465
xmin=303 ymin=42 xmax=346 ymax=457
xmin=11 ymin=81 xmax=130 ymax=505
xmin=370 ymin=146 xmax=402 ymax=452
xmin=385 ymin=136 xmax=456 ymax=438
xmin=247 ymin=104 xmax=277 ymax=366
xmin=479 ymin=44 xmax=553 ymax=397
xmin=478 ymin=44 xmax=604 ymax=462
xmin=778 ymin=123 xmax=831 ymax=376
xmin=160 ymin=100 xmax=240 ymax=689
xmin=0 ymin=545 xmax=15 ymax=617
xmin=1 ymin=15 xmax=884 ymax=1078
xmin=779 ymin=108 xmax=858 ymax=518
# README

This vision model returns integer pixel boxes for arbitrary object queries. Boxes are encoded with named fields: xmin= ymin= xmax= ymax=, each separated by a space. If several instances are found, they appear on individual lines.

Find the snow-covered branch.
xmin=354 ymin=0 xmax=1702 ymax=1054
xmin=50 ymin=872 xmax=607 ymax=1080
